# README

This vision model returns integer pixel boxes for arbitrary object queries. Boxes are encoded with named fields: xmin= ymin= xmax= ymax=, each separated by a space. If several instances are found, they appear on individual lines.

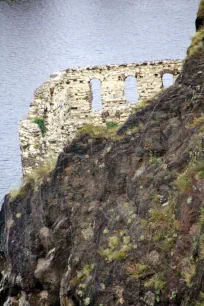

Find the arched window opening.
xmin=90 ymin=79 xmax=102 ymax=111
xmin=125 ymin=76 xmax=138 ymax=103
xmin=162 ymin=73 xmax=174 ymax=88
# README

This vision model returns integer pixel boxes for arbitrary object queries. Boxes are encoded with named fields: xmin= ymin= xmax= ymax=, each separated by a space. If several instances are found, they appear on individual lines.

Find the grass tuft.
xmin=143 ymin=207 xmax=180 ymax=251
xmin=33 ymin=118 xmax=46 ymax=136
xmin=144 ymin=273 xmax=167 ymax=291
xmin=182 ymin=261 xmax=196 ymax=288
xmin=174 ymin=159 xmax=204 ymax=193
xmin=77 ymin=123 xmax=121 ymax=141
xmin=126 ymin=263 xmax=148 ymax=280
xmin=70 ymin=264 xmax=95 ymax=286
xmin=195 ymin=292 xmax=204 ymax=306
xmin=9 ymin=186 xmax=27 ymax=201
xmin=24 ymin=158 xmax=57 ymax=187
xmin=9 ymin=188 xmax=21 ymax=200
xmin=186 ymin=116 xmax=204 ymax=129
xmin=99 ymin=233 xmax=132 ymax=262
xmin=188 ymin=29 xmax=204 ymax=57
xmin=106 ymin=121 xmax=119 ymax=130
xmin=131 ymin=98 xmax=152 ymax=113
xmin=195 ymin=302 xmax=204 ymax=306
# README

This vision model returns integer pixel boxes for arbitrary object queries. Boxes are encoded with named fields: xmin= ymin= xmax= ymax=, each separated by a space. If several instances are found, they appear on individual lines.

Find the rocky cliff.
xmin=1 ymin=3 xmax=204 ymax=306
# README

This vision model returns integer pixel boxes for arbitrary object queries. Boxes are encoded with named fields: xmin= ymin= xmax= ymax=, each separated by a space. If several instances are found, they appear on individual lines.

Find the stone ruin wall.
xmin=19 ymin=59 xmax=183 ymax=175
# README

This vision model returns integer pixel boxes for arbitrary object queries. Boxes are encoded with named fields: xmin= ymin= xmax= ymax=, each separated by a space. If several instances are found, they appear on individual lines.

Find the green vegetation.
xmin=144 ymin=273 xmax=167 ymax=291
xmin=174 ymin=166 xmax=195 ymax=193
xmin=195 ymin=302 xmax=204 ymax=306
xmin=77 ymin=123 xmax=122 ymax=141
xmin=77 ymin=124 xmax=109 ymax=139
xmin=174 ymin=159 xmax=204 ymax=193
xmin=84 ymin=298 xmax=91 ymax=305
xmin=142 ymin=207 xmax=180 ymax=251
xmin=99 ymin=233 xmax=132 ymax=263
xmin=106 ymin=121 xmax=119 ymax=130
xmin=9 ymin=186 xmax=27 ymax=201
xmin=127 ymin=212 xmax=137 ymax=225
xmin=131 ymin=89 xmax=167 ymax=114
xmin=125 ymin=123 xmax=144 ymax=136
xmin=197 ymin=0 xmax=204 ymax=19
xmin=126 ymin=263 xmax=148 ymax=280
xmin=71 ymin=264 xmax=95 ymax=286
xmin=131 ymin=98 xmax=152 ymax=112
xmin=25 ymin=158 xmax=57 ymax=187
xmin=173 ymin=138 xmax=204 ymax=193
xmin=33 ymin=118 xmax=46 ymax=136
xmin=195 ymin=292 xmax=204 ymax=306
xmin=188 ymin=28 xmax=204 ymax=57
xmin=171 ymin=291 xmax=177 ymax=300
xmin=149 ymin=151 xmax=162 ymax=165
xmin=188 ymin=0 xmax=204 ymax=54
xmin=9 ymin=188 xmax=22 ymax=200
xmin=186 ymin=116 xmax=204 ymax=129
xmin=183 ymin=261 xmax=196 ymax=288
xmin=70 ymin=264 xmax=95 ymax=305
xmin=78 ymin=120 xmax=145 ymax=143
xmin=9 ymin=158 xmax=57 ymax=200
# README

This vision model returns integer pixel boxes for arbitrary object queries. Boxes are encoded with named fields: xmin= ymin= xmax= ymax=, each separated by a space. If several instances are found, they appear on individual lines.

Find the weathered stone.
xmin=19 ymin=60 xmax=182 ymax=174
xmin=146 ymin=250 xmax=160 ymax=266
xmin=143 ymin=291 xmax=155 ymax=306
xmin=82 ymin=227 xmax=94 ymax=240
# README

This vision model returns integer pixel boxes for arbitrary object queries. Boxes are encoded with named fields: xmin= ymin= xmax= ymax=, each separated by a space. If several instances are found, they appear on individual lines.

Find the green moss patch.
xmin=106 ymin=121 xmax=119 ymax=130
xmin=33 ymin=118 xmax=46 ymax=136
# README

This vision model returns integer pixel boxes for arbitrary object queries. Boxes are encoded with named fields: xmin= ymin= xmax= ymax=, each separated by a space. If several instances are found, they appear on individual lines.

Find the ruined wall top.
xmin=64 ymin=59 xmax=182 ymax=72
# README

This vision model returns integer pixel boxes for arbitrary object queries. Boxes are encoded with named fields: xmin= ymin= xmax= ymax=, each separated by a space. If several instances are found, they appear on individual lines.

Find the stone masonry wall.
xmin=19 ymin=59 xmax=183 ymax=175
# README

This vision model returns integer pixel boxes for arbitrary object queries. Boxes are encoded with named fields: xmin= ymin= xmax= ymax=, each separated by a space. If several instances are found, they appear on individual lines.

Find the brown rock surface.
xmin=1 ymin=2 xmax=204 ymax=306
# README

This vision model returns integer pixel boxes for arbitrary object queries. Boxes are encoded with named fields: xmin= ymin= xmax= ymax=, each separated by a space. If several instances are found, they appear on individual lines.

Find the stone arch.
xmin=125 ymin=75 xmax=138 ymax=103
xmin=90 ymin=79 xmax=102 ymax=111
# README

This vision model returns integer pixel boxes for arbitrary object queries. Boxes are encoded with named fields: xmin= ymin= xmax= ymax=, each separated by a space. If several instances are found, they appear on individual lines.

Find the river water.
xmin=0 ymin=0 xmax=200 ymax=202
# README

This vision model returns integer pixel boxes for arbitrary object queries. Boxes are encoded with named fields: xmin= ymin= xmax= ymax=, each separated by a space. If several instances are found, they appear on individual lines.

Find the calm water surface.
xmin=0 ymin=0 xmax=200 ymax=202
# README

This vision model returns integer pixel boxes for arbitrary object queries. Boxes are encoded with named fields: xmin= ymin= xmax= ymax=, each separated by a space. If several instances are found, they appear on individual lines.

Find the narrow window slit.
xmin=162 ymin=73 xmax=174 ymax=88
xmin=125 ymin=76 xmax=138 ymax=103
xmin=90 ymin=79 xmax=102 ymax=111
